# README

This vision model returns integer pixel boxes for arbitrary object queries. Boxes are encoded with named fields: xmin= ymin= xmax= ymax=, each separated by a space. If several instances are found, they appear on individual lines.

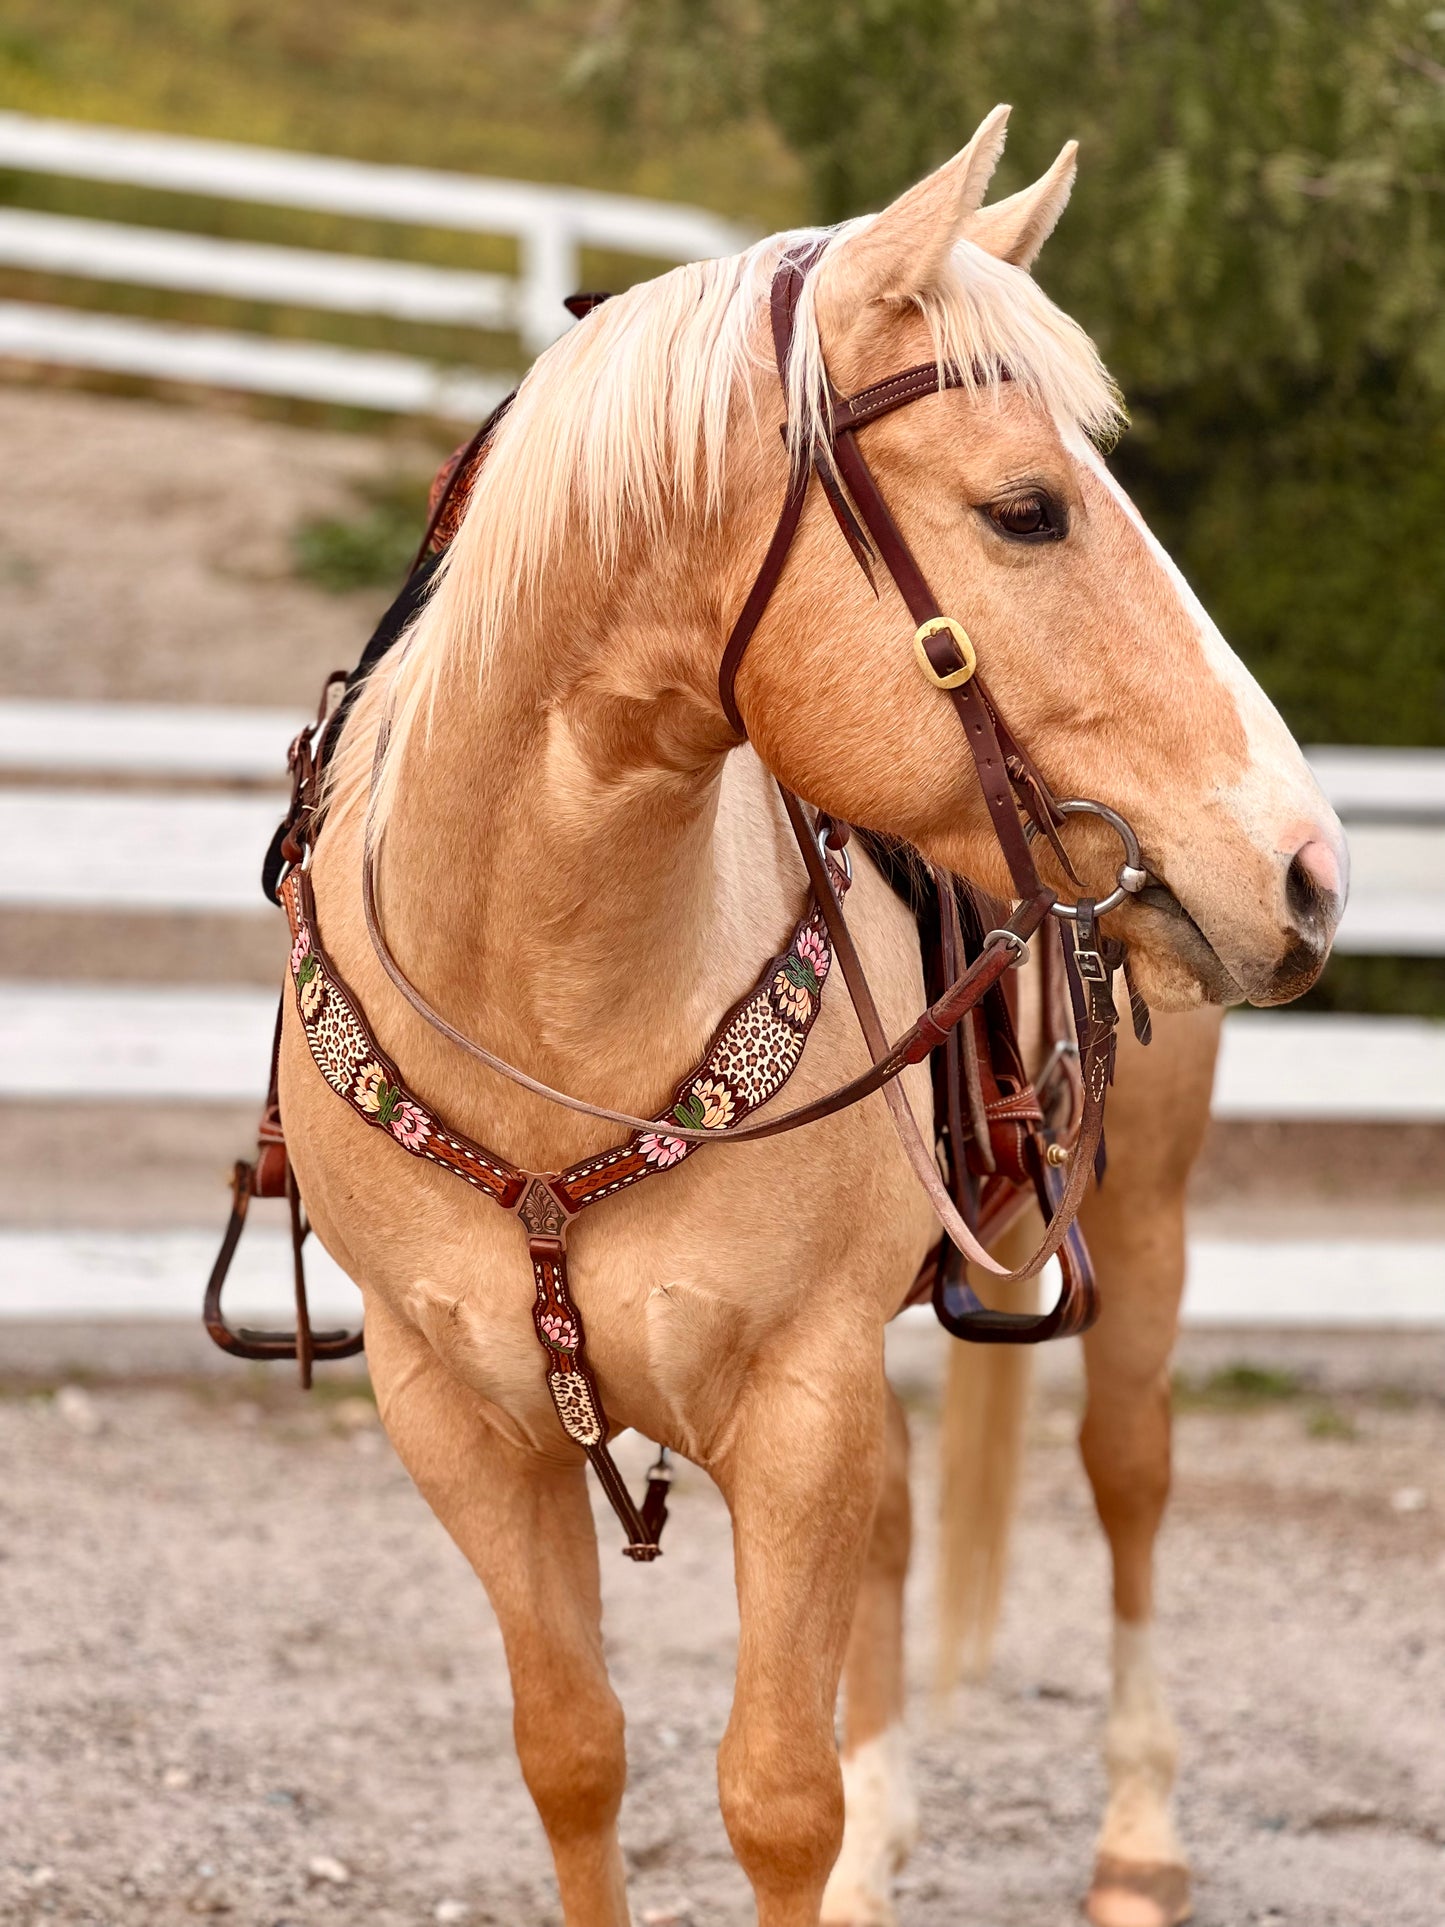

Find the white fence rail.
xmin=1 ymin=700 xmax=1442 ymax=1121
xmin=3 ymin=784 xmax=1438 ymax=949
xmin=0 ymin=111 xmax=753 ymax=410
xmin=7 ymin=1226 xmax=1441 ymax=1330
xmin=0 ymin=302 xmax=513 ymax=420
xmin=3 ymin=705 xmax=1440 ymax=954
xmin=0 ymin=697 xmax=303 ymax=780
xmin=6 ymin=983 xmax=1443 ymax=1121
xmin=4 ymin=700 xmax=1441 ymax=1327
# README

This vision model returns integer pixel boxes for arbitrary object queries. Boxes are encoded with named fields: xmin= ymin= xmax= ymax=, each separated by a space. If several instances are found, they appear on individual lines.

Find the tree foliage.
xmin=578 ymin=1 xmax=1445 ymax=743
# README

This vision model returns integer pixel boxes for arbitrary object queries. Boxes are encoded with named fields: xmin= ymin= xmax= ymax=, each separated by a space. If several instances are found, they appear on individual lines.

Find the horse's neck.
xmin=368 ymin=620 xmax=800 ymax=1135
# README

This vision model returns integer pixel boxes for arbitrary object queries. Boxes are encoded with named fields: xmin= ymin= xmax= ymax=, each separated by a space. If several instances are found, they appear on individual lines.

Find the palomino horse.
xmin=285 ymin=107 xmax=1344 ymax=1926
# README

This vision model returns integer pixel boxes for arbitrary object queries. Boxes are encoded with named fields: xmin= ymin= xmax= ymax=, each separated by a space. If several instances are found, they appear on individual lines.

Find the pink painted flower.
xmin=639 ymin=1131 xmax=688 ymax=1168
xmin=389 ymin=1100 xmax=431 ymax=1150
xmin=796 ymin=923 xmax=830 ymax=983
xmin=289 ymin=922 xmax=311 ymax=972
xmin=539 ymin=1310 xmax=579 ymax=1351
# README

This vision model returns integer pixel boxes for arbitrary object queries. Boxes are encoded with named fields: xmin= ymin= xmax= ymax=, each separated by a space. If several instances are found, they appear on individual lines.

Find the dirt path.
xmin=3 ymin=1330 xmax=1441 ymax=1927
xmin=0 ymin=384 xmax=432 ymax=706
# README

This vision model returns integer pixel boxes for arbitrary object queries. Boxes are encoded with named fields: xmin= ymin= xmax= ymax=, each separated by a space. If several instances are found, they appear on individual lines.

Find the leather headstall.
xmin=208 ymin=249 xmax=1147 ymax=1558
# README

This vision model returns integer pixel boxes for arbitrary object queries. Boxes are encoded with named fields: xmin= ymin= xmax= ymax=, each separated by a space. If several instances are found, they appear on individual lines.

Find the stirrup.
xmin=203 ymin=1156 xmax=364 ymax=1388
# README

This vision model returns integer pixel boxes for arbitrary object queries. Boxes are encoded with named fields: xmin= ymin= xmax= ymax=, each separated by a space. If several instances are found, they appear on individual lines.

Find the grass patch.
xmin=0 ymin=1 xmax=799 ymax=228
xmin=1374 ymin=1385 xmax=1423 ymax=1412
xmin=294 ymin=471 xmax=434 ymax=593
xmin=1305 ymin=1402 xmax=1358 ymax=1441
xmin=1174 ymin=1362 xmax=1308 ymax=1410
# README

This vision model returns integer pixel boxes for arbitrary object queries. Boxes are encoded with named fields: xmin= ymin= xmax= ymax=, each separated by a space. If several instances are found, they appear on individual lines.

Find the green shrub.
xmin=293 ymin=473 xmax=432 ymax=594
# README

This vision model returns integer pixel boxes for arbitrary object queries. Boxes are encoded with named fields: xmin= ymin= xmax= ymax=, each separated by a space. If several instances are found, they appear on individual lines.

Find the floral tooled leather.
xmin=281 ymin=856 xmax=848 ymax=1490
xmin=281 ymin=858 xmax=847 ymax=1215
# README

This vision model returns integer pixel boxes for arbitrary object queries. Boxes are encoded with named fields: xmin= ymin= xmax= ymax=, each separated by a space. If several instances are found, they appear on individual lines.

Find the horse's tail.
xmin=934 ymin=1266 xmax=1038 ymax=1690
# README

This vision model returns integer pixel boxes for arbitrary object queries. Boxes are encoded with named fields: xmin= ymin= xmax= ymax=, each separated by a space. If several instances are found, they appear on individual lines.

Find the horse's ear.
xmin=966 ymin=141 xmax=1078 ymax=270
xmin=817 ymin=104 xmax=1011 ymax=313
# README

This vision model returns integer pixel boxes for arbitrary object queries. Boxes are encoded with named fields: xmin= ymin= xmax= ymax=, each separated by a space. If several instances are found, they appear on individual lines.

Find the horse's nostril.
xmin=1285 ymin=845 xmax=1338 ymax=929
xmin=1292 ymin=837 xmax=1342 ymax=901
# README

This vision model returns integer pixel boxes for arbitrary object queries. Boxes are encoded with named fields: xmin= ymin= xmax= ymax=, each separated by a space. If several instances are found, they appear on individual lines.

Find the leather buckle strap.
xmin=822 ymin=424 xmax=1044 ymax=904
xmin=718 ymin=251 xmax=1048 ymax=905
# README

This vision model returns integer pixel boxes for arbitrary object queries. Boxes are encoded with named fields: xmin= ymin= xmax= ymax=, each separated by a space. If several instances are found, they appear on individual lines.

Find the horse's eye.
xmin=988 ymin=494 xmax=1062 ymax=540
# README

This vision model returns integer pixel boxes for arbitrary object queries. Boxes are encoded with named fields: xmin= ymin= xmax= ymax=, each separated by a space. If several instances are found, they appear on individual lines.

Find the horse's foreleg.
xmin=712 ymin=1344 xmax=888 ymax=1927
xmin=822 ymin=1383 xmax=916 ymax=1927
xmin=1076 ymin=1005 xmax=1221 ymax=1927
xmin=364 ymin=1300 xmax=630 ymax=1927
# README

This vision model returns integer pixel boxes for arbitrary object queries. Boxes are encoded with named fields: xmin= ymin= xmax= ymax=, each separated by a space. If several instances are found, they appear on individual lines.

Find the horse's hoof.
xmin=1084 ymin=1853 xmax=1191 ymax=1927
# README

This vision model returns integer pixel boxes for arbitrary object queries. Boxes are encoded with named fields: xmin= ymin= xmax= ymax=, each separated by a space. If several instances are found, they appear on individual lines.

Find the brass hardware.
xmin=913 ymin=615 xmax=977 ymax=689
xmin=1045 ymin=1143 xmax=1069 ymax=1167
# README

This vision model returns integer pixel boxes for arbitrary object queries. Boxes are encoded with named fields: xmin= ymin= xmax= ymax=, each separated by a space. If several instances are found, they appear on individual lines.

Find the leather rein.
xmin=209 ymin=248 xmax=1153 ymax=1560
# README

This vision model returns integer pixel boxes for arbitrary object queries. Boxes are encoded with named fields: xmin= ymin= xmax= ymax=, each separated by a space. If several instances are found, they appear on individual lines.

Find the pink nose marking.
xmin=1293 ymin=838 xmax=1341 ymax=900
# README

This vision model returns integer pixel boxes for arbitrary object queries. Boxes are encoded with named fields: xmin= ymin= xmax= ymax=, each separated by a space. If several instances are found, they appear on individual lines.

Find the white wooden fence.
xmin=2 ymin=704 xmax=1439 ymax=957
xmin=4 ymin=703 xmax=1441 ymax=1327
xmin=0 ymin=112 xmax=752 ymax=413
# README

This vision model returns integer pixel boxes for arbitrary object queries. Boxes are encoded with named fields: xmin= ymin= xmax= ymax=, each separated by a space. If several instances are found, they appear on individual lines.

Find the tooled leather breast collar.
xmin=279 ymin=844 xmax=851 ymax=1559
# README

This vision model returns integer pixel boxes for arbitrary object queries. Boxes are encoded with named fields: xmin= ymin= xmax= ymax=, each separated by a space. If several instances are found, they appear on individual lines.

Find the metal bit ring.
xmin=1029 ymin=798 xmax=1148 ymax=920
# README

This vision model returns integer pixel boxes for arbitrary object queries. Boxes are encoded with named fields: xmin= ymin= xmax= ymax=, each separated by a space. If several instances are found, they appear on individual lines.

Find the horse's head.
xmin=732 ymin=108 xmax=1345 ymax=1011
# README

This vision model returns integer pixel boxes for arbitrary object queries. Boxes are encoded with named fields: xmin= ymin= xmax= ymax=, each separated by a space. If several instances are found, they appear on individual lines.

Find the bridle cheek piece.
xmin=207 ymin=246 xmax=1150 ymax=1562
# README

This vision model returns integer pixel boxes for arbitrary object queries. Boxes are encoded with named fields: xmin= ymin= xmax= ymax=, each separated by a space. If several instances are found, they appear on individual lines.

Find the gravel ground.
xmin=3 ymin=1328 xmax=1442 ymax=1927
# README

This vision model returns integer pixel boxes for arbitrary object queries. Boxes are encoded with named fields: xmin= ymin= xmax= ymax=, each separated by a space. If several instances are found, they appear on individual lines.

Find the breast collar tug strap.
xmin=286 ymin=245 xmax=1128 ymax=1557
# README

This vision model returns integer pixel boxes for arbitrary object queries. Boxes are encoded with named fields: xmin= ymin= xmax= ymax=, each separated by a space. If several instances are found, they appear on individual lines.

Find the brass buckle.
xmin=913 ymin=615 xmax=977 ymax=689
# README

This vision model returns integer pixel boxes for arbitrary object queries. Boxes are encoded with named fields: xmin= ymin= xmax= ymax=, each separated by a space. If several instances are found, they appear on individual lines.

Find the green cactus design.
xmin=782 ymin=952 xmax=820 ymax=996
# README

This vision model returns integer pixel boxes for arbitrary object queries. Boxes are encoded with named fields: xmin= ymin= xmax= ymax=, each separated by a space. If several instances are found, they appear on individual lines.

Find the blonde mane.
xmin=333 ymin=222 xmax=1123 ymax=842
